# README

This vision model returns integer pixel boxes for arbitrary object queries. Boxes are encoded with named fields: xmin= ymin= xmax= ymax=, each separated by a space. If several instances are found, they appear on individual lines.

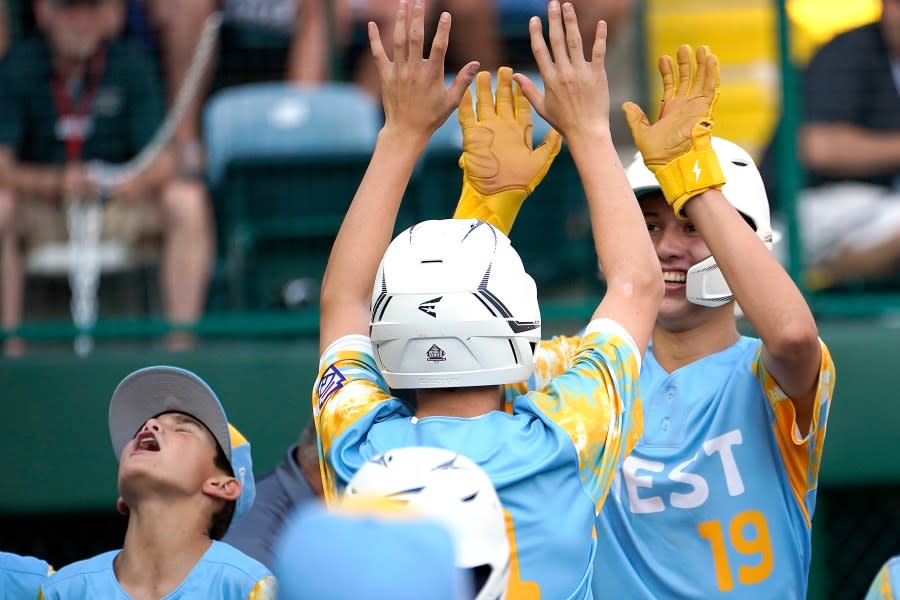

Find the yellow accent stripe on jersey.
xmin=769 ymin=400 xmax=811 ymax=527
xmin=881 ymin=566 xmax=894 ymax=600
xmin=503 ymin=510 xmax=542 ymax=599
xmin=755 ymin=340 xmax=835 ymax=528
xmin=248 ymin=575 xmax=277 ymax=600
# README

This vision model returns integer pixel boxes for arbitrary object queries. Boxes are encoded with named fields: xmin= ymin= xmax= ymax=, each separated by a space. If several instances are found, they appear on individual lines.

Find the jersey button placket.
xmin=662 ymin=387 xmax=676 ymax=431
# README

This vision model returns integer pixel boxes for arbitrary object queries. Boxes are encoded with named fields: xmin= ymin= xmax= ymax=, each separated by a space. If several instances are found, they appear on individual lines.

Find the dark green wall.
xmin=2 ymin=319 xmax=899 ymax=599
xmin=1 ymin=342 xmax=321 ymax=513
xmin=3 ymin=319 xmax=897 ymax=512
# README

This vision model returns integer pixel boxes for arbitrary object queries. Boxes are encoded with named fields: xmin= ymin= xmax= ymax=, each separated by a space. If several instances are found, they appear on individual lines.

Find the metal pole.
xmin=774 ymin=0 xmax=806 ymax=290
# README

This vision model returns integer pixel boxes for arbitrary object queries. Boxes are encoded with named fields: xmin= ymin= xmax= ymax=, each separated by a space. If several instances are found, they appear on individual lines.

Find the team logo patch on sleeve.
xmin=317 ymin=365 xmax=347 ymax=409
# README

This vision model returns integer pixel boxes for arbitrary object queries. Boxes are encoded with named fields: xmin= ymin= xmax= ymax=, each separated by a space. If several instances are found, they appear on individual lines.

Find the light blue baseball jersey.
xmin=524 ymin=334 xmax=835 ymax=600
xmin=39 ymin=541 xmax=275 ymax=599
xmin=1 ymin=552 xmax=53 ymax=599
xmin=866 ymin=556 xmax=900 ymax=600
xmin=314 ymin=319 xmax=643 ymax=600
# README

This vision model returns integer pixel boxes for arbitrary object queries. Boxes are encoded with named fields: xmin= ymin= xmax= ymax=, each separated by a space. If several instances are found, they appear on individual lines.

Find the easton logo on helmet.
xmin=426 ymin=344 xmax=446 ymax=362
xmin=418 ymin=296 xmax=442 ymax=318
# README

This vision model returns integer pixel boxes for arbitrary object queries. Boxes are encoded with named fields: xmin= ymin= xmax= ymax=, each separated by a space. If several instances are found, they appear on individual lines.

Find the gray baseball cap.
xmin=108 ymin=365 xmax=256 ymax=524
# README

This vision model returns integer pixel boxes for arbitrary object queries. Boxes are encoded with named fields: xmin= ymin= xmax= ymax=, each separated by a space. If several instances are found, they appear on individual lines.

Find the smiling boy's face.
xmin=117 ymin=411 xmax=229 ymax=504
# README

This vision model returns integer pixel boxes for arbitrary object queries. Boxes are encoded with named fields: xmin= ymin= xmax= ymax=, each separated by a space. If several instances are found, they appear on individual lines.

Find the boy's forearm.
xmin=686 ymin=191 xmax=819 ymax=355
xmin=319 ymin=128 xmax=426 ymax=351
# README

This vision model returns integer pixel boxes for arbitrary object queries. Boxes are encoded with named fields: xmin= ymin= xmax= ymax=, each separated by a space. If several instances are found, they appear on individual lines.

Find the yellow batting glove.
xmin=453 ymin=67 xmax=562 ymax=236
xmin=622 ymin=45 xmax=725 ymax=218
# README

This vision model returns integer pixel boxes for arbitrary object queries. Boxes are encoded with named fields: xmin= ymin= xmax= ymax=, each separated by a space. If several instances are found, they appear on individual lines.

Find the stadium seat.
xmin=419 ymin=74 xmax=595 ymax=292
xmin=203 ymin=82 xmax=383 ymax=309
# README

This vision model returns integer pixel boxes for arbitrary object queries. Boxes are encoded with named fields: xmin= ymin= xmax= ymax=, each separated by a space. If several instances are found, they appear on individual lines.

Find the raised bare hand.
xmin=367 ymin=0 xmax=479 ymax=145
xmin=512 ymin=1 xmax=610 ymax=141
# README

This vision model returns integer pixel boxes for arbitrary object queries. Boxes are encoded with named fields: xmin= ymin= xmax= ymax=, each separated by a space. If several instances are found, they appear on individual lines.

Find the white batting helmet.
xmin=345 ymin=447 xmax=510 ymax=600
xmin=626 ymin=136 xmax=776 ymax=307
xmin=370 ymin=219 xmax=541 ymax=389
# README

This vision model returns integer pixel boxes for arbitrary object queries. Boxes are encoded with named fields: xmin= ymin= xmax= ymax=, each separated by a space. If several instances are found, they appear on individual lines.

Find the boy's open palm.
xmin=368 ymin=0 xmax=478 ymax=144
xmin=513 ymin=1 xmax=611 ymax=141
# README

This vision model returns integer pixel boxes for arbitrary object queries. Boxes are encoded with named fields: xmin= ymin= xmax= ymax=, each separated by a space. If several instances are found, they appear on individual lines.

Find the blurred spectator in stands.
xmin=223 ymin=419 xmax=322 ymax=571
xmin=495 ymin=0 xmax=632 ymax=54
xmin=0 ymin=0 xmax=213 ymax=356
xmin=792 ymin=0 xmax=900 ymax=289
xmin=347 ymin=0 xmax=500 ymax=100
xmin=115 ymin=0 xmax=218 ymax=180
xmin=112 ymin=0 xmax=340 ymax=190
xmin=345 ymin=0 xmax=638 ymax=149
xmin=497 ymin=0 xmax=638 ymax=149
xmin=215 ymin=0 xmax=339 ymax=88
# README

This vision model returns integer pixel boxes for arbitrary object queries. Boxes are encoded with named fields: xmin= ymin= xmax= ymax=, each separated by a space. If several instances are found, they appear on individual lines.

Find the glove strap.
xmin=453 ymin=177 xmax=528 ymax=236
xmin=654 ymin=148 xmax=725 ymax=218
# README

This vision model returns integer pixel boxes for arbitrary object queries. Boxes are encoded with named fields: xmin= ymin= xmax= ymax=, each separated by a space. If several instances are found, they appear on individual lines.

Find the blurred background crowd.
xmin=0 ymin=0 xmax=894 ymax=354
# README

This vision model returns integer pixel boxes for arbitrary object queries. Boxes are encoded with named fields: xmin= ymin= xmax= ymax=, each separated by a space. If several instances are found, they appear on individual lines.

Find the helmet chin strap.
xmin=685 ymin=255 xmax=735 ymax=307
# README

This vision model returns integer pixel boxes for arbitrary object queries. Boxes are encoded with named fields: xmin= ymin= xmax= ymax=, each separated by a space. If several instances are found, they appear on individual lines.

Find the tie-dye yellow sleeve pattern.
xmin=754 ymin=338 xmax=835 ymax=528
xmin=525 ymin=319 xmax=642 ymax=512
xmin=312 ymin=335 xmax=400 ymax=503
xmin=248 ymin=575 xmax=277 ymax=599
xmin=865 ymin=556 xmax=900 ymax=600
xmin=504 ymin=334 xmax=584 ymax=401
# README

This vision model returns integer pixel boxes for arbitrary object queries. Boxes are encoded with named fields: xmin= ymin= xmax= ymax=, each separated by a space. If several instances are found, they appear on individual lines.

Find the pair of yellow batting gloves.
xmin=453 ymin=45 xmax=725 ymax=232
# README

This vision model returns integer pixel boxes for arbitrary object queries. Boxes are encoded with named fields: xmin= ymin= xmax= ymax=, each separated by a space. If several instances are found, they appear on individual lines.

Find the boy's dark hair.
xmin=208 ymin=442 xmax=236 ymax=541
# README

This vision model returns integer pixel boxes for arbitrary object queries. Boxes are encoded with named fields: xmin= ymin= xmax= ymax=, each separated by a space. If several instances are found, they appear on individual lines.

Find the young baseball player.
xmin=457 ymin=42 xmax=836 ymax=599
xmin=39 ymin=366 xmax=275 ymax=599
xmin=312 ymin=0 xmax=662 ymax=596
xmin=1 ymin=552 xmax=54 ymax=598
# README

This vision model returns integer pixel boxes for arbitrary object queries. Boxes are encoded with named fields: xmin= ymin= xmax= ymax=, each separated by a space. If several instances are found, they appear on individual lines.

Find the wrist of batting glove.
xmin=453 ymin=177 xmax=529 ymax=236
xmin=654 ymin=147 xmax=725 ymax=218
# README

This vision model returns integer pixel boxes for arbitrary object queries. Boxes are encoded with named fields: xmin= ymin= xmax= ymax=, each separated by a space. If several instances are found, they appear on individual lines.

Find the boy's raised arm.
xmin=515 ymin=1 xmax=662 ymax=352
xmin=318 ymin=0 xmax=477 ymax=354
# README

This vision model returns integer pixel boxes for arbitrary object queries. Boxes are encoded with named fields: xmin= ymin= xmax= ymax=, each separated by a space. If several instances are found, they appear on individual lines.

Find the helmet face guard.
xmin=346 ymin=447 xmax=511 ymax=600
xmin=371 ymin=219 xmax=540 ymax=388
xmin=625 ymin=137 xmax=776 ymax=307
xmin=685 ymin=255 xmax=733 ymax=307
